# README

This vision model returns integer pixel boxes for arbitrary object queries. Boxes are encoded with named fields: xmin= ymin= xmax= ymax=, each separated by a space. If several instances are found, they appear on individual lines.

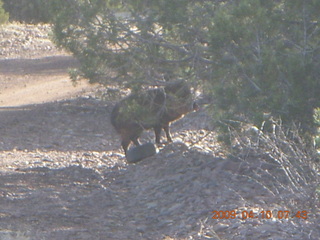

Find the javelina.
xmin=111 ymin=80 xmax=198 ymax=154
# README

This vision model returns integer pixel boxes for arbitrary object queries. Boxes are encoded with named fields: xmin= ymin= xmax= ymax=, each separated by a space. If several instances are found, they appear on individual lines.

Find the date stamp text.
xmin=212 ymin=210 xmax=308 ymax=220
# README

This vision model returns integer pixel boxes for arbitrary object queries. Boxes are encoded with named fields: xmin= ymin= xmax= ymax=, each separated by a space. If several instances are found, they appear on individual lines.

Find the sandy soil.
xmin=0 ymin=25 xmax=97 ymax=107
xmin=0 ymin=23 xmax=319 ymax=240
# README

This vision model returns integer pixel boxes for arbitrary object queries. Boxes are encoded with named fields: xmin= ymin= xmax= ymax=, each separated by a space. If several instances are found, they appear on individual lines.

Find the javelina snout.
xmin=111 ymin=80 xmax=197 ymax=154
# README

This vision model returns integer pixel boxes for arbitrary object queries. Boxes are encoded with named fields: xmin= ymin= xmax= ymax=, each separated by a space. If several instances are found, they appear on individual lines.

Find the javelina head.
xmin=164 ymin=80 xmax=196 ymax=116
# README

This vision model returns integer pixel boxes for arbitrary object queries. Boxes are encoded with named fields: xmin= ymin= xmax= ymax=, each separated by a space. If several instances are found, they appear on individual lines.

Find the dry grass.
xmin=229 ymin=120 xmax=319 ymax=211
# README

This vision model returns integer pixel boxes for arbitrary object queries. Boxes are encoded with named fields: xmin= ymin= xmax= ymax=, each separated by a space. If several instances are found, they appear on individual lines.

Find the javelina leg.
xmin=154 ymin=126 xmax=162 ymax=144
xmin=132 ymin=137 xmax=141 ymax=146
xmin=121 ymin=139 xmax=131 ymax=154
xmin=163 ymin=124 xmax=173 ymax=142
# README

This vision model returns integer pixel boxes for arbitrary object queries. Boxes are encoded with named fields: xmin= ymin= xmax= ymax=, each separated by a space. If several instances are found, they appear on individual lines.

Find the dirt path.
xmin=0 ymin=55 xmax=97 ymax=107
xmin=0 ymin=23 xmax=99 ymax=107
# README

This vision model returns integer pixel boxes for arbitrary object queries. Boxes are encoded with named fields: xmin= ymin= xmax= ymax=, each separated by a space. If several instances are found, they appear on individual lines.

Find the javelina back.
xmin=111 ymin=80 xmax=198 ymax=153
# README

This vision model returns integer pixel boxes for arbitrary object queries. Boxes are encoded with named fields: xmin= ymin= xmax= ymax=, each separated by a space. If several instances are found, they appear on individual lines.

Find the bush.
xmin=0 ymin=0 xmax=8 ymax=24
xmin=50 ymin=0 xmax=211 ymax=86
xmin=208 ymin=0 xmax=320 ymax=136
xmin=229 ymin=121 xmax=319 ymax=209
xmin=50 ymin=0 xmax=320 ymax=142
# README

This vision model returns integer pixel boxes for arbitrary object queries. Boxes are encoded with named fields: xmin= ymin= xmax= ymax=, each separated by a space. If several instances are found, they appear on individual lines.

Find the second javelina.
xmin=154 ymin=80 xmax=199 ymax=144
xmin=111 ymin=80 xmax=197 ymax=153
xmin=111 ymin=88 xmax=166 ymax=153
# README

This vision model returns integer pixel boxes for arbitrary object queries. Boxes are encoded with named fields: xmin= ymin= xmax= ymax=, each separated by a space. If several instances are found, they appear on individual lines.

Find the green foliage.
xmin=50 ymin=0 xmax=216 ymax=86
xmin=50 ymin=0 xmax=320 ymax=140
xmin=209 ymin=0 xmax=320 ymax=135
xmin=0 ymin=0 xmax=8 ymax=24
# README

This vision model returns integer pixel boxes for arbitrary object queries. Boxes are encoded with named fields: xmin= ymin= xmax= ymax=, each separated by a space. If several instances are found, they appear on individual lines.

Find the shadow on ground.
xmin=0 ymin=56 xmax=79 ymax=76
xmin=0 ymin=95 xmax=205 ymax=154
xmin=0 ymin=97 xmax=117 ymax=152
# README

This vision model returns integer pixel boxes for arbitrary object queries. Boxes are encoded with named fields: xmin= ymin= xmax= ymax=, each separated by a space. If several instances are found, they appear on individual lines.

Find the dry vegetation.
xmin=0 ymin=23 xmax=319 ymax=240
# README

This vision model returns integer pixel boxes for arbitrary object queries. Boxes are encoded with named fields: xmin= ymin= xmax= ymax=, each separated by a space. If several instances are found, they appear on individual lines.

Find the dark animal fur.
xmin=111 ymin=80 xmax=198 ymax=153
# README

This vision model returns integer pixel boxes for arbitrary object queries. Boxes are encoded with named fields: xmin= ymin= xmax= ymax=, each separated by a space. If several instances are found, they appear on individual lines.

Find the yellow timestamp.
xmin=211 ymin=210 xmax=308 ymax=220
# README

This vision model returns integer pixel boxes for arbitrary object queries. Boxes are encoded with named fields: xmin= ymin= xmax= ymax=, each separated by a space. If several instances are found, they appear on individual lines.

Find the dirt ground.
xmin=0 ymin=23 xmax=319 ymax=240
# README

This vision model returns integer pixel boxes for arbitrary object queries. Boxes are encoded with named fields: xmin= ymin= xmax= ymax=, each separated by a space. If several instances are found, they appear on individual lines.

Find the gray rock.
xmin=126 ymin=142 xmax=158 ymax=163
